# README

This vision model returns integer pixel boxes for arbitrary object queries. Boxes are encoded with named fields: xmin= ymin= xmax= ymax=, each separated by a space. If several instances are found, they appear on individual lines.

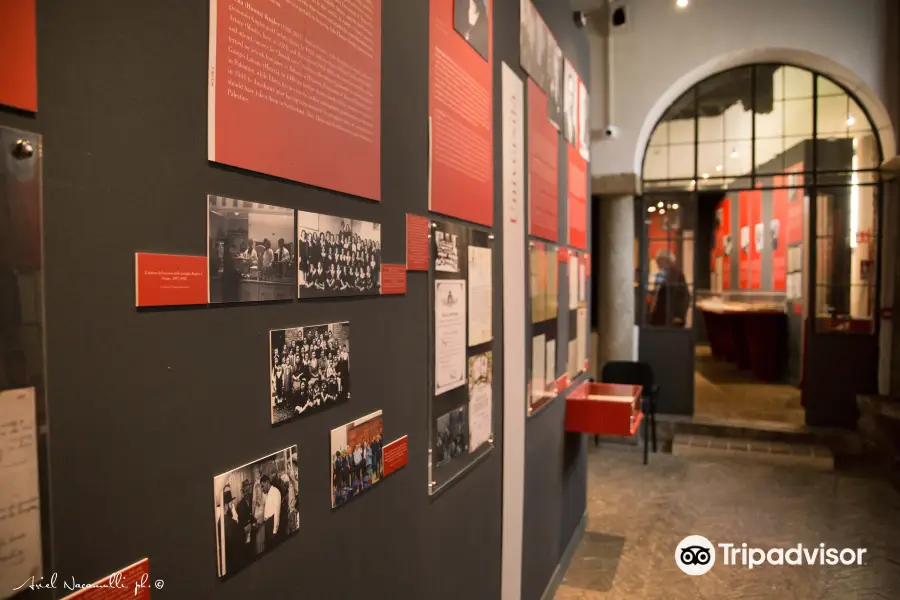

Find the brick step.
xmin=672 ymin=433 xmax=835 ymax=470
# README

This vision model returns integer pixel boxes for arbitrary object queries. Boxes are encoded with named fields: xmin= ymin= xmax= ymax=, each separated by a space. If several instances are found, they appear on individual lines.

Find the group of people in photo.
xmin=271 ymin=325 xmax=350 ymax=423
xmin=298 ymin=223 xmax=381 ymax=294
xmin=332 ymin=433 xmax=384 ymax=508
xmin=236 ymin=237 xmax=295 ymax=281
xmin=217 ymin=457 xmax=299 ymax=577
xmin=436 ymin=408 xmax=468 ymax=465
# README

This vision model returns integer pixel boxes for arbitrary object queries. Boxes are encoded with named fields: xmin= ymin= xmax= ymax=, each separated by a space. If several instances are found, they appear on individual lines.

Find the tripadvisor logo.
xmin=675 ymin=535 xmax=868 ymax=574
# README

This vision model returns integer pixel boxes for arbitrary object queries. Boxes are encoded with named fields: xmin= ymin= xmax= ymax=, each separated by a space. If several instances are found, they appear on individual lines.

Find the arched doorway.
xmin=634 ymin=63 xmax=884 ymax=429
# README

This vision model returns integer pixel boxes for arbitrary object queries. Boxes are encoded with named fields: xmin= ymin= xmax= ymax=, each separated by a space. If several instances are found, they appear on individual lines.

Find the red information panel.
xmin=720 ymin=199 xmax=731 ymax=289
xmin=380 ymin=264 xmax=407 ymax=295
xmin=772 ymin=175 xmax=789 ymax=291
xmin=0 ymin=0 xmax=37 ymax=111
xmin=528 ymin=79 xmax=559 ymax=242
xmin=786 ymin=163 xmax=805 ymax=245
xmin=738 ymin=191 xmax=750 ymax=289
xmin=567 ymin=145 xmax=587 ymax=250
xmin=382 ymin=435 xmax=408 ymax=477
xmin=208 ymin=0 xmax=382 ymax=200
xmin=135 ymin=253 xmax=208 ymax=307
xmin=750 ymin=187 xmax=762 ymax=290
xmin=429 ymin=0 xmax=493 ymax=226
xmin=557 ymin=247 xmax=569 ymax=263
xmin=61 ymin=559 xmax=151 ymax=599
xmin=406 ymin=214 xmax=431 ymax=271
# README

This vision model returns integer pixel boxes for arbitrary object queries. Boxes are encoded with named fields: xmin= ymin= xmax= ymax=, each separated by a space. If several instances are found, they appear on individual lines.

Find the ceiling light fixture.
xmin=672 ymin=203 xmax=680 ymax=209
xmin=701 ymin=173 xmax=709 ymax=179
xmin=715 ymin=164 xmax=723 ymax=172
xmin=648 ymin=206 xmax=656 ymax=213
xmin=846 ymin=114 xmax=855 ymax=126
xmin=657 ymin=201 xmax=664 ymax=208
xmin=676 ymin=0 xmax=689 ymax=8
xmin=659 ymin=208 xmax=667 ymax=214
xmin=730 ymin=148 xmax=738 ymax=159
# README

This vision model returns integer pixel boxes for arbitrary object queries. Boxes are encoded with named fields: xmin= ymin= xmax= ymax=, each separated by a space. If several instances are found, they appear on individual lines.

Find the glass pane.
xmin=755 ymin=67 xmax=783 ymax=139
xmin=697 ymin=141 xmax=724 ymax=178
xmin=697 ymin=67 xmax=752 ymax=143
xmin=755 ymin=136 xmax=784 ymax=173
xmin=817 ymin=94 xmax=851 ymax=138
xmin=659 ymin=90 xmax=696 ymax=146
xmin=668 ymin=143 xmax=695 ymax=179
xmin=648 ymin=122 xmax=668 ymax=147
xmin=783 ymin=66 xmax=813 ymax=99
xmin=817 ymin=76 xmax=845 ymax=98
xmin=668 ymin=118 xmax=695 ymax=146
xmin=784 ymin=97 xmax=813 ymax=137
xmin=724 ymin=140 xmax=751 ymax=176
xmin=814 ymin=185 xmax=878 ymax=335
xmin=643 ymin=146 xmax=668 ymax=181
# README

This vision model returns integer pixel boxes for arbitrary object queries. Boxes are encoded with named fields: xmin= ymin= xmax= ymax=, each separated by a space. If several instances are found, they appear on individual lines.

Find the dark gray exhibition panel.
xmin=0 ymin=1 xmax=591 ymax=599
xmin=520 ymin=1 xmax=591 ymax=599
xmin=639 ymin=327 xmax=696 ymax=416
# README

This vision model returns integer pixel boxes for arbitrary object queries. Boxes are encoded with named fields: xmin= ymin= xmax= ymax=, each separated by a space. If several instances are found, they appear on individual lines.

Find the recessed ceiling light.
xmin=676 ymin=0 xmax=689 ymax=7
xmin=659 ymin=208 xmax=667 ymax=214
xmin=657 ymin=201 xmax=664 ymax=208
xmin=672 ymin=203 xmax=680 ymax=209
xmin=648 ymin=206 xmax=656 ymax=213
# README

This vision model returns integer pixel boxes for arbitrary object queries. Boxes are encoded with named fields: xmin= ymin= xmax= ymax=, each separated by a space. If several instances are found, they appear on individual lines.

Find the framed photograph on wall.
xmin=298 ymin=211 xmax=382 ymax=298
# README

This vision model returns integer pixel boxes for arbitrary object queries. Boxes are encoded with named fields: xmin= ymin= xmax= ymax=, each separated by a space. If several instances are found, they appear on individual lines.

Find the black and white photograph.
xmin=331 ymin=410 xmax=384 ymax=509
xmin=740 ymin=226 xmax=750 ymax=255
xmin=520 ymin=0 xmax=537 ymax=77
xmin=436 ymin=405 xmax=469 ymax=466
xmin=208 ymin=195 xmax=296 ymax=304
xmin=547 ymin=40 xmax=563 ymax=129
xmin=297 ymin=211 xmax=381 ymax=298
xmin=578 ymin=79 xmax=590 ymax=159
xmin=563 ymin=59 xmax=579 ymax=146
xmin=454 ymin=0 xmax=489 ymax=61
xmin=214 ymin=446 xmax=299 ymax=579
xmin=770 ymin=218 xmax=781 ymax=251
xmin=434 ymin=223 xmax=463 ymax=273
xmin=754 ymin=223 xmax=764 ymax=252
xmin=269 ymin=322 xmax=350 ymax=425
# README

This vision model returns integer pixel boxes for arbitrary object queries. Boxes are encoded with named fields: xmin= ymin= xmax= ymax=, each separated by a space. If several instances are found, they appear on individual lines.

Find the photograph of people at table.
xmin=208 ymin=195 xmax=296 ymax=303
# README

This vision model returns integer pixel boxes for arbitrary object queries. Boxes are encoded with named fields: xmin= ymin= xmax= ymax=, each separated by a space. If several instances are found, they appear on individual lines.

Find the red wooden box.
xmin=565 ymin=382 xmax=643 ymax=437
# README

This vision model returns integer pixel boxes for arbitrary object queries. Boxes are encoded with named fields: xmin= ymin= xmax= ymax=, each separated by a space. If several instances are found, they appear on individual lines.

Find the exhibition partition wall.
xmin=0 ymin=1 xmax=591 ymax=600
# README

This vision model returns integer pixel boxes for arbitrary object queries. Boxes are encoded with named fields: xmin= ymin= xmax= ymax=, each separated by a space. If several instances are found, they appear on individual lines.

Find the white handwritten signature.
xmin=13 ymin=572 xmax=165 ymax=595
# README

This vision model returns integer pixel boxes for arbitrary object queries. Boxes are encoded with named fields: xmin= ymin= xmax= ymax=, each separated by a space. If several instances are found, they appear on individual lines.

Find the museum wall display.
xmin=0 ymin=0 xmax=590 ymax=598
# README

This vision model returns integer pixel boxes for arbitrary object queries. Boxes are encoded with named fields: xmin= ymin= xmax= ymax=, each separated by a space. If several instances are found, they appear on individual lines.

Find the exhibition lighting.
xmin=715 ymin=164 xmax=723 ymax=172
xmin=701 ymin=173 xmax=709 ymax=179
xmin=648 ymin=206 xmax=656 ymax=213
xmin=676 ymin=0 xmax=689 ymax=8
xmin=658 ymin=201 xmax=664 ymax=208
xmin=659 ymin=209 xmax=666 ymax=215
xmin=672 ymin=203 xmax=679 ymax=209
xmin=846 ymin=114 xmax=855 ymax=127
xmin=730 ymin=148 xmax=738 ymax=159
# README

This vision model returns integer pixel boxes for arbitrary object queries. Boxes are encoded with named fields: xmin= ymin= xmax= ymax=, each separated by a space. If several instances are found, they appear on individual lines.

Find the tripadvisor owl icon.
xmin=676 ymin=535 xmax=716 ymax=576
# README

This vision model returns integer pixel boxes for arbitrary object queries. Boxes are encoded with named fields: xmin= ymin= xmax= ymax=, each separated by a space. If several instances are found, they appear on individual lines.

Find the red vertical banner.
xmin=208 ymin=0 xmax=382 ymax=199
xmin=406 ymin=214 xmax=431 ymax=271
xmin=429 ymin=0 xmax=493 ymax=226
xmin=721 ymin=199 xmax=731 ymax=290
xmin=0 ymin=0 xmax=37 ymax=111
xmin=567 ymin=144 xmax=587 ymax=250
xmin=528 ymin=79 xmax=559 ymax=242
xmin=738 ymin=192 xmax=750 ymax=289
xmin=750 ymin=187 xmax=762 ymax=290
xmin=772 ymin=175 xmax=789 ymax=291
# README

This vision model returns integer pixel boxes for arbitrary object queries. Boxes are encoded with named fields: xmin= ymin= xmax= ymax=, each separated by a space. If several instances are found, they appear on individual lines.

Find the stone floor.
xmin=693 ymin=345 xmax=806 ymax=427
xmin=554 ymin=448 xmax=900 ymax=599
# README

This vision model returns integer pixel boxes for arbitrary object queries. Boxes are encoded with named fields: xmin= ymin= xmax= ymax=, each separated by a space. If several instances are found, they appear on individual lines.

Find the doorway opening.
xmin=636 ymin=64 xmax=882 ymax=430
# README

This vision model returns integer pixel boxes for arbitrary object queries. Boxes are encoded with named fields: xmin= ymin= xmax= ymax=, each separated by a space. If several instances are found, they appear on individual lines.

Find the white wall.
xmin=588 ymin=0 xmax=895 ymax=178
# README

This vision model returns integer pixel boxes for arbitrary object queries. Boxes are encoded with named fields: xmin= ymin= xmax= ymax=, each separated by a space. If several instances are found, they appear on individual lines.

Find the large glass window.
xmin=640 ymin=64 xmax=881 ymax=335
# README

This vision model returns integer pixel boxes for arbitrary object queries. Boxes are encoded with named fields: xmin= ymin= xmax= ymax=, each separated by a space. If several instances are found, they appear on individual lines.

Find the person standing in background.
xmin=650 ymin=249 xmax=690 ymax=327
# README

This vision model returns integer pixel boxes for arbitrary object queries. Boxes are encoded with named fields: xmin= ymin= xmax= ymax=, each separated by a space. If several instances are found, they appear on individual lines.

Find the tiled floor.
xmin=554 ymin=448 xmax=900 ymax=599
xmin=693 ymin=345 xmax=806 ymax=427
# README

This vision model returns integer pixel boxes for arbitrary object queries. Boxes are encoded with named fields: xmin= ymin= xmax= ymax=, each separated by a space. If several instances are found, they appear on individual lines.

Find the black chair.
xmin=599 ymin=361 xmax=659 ymax=465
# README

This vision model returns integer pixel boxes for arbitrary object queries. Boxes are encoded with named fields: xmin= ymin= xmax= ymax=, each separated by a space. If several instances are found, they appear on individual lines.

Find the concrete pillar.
xmin=594 ymin=173 xmax=639 ymax=373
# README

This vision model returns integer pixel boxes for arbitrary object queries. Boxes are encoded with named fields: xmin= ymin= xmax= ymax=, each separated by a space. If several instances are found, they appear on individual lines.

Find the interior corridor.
xmin=553 ymin=448 xmax=900 ymax=599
